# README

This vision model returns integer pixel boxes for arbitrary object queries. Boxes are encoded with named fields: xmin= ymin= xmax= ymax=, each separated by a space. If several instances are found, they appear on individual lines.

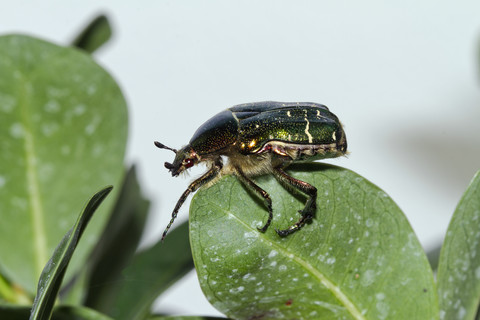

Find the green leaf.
xmin=82 ymin=166 xmax=150 ymax=311
xmin=190 ymin=163 xmax=438 ymax=320
xmin=71 ymin=14 xmax=112 ymax=54
xmin=106 ymin=221 xmax=194 ymax=320
xmin=1 ymin=304 xmax=113 ymax=320
xmin=437 ymin=170 xmax=480 ymax=320
xmin=0 ymin=35 xmax=127 ymax=294
xmin=30 ymin=186 xmax=112 ymax=320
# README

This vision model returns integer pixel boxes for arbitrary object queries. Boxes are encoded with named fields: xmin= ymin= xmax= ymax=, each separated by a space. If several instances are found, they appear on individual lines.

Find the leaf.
xmin=190 ymin=163 xmax=438 ymax=320
xmin=82 ymin=165 xmax=150 ymax=311
xmin=437 ymin=170 xmax=480 ymax=320
xmin=1 ymin=304 xmax=113 ymax=320
xmin=71 ymin=14 xmax=112 ymax=54
xmin=106 ymin=221 xmax=194 ymax=320
xmin=29 ymin=186 xmax=112 ymax=320
xmin=0 ymin=35 xmax=127 ymax=294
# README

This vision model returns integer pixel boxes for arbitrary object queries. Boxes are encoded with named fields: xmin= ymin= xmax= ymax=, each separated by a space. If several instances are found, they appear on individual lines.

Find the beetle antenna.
xmin=154 ymin=141 xmax=177 ymax=153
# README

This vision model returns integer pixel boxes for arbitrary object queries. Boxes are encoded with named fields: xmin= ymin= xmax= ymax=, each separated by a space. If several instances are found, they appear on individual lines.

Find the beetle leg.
xmin=272 ymin=166 xmax=317 ymax=236
xmin=162 ymin=160 xmax=222 ymax=241
xmin=233 ymin=166 xmax=273 ymax=232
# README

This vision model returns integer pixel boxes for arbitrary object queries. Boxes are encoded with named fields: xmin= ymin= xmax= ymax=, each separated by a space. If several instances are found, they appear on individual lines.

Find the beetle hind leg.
xmin=272 ymin=166 xmax=317 ymax=236
xmin=233 ymin=166 xmax=273 ymax=232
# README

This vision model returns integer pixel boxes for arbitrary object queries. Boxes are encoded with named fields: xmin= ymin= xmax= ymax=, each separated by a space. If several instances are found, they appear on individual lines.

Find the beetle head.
xmin=154 ymin=141 xmax=198 ymax=177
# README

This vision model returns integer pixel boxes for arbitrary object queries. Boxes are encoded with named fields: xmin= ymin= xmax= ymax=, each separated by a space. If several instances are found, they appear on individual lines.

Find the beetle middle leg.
xmin=272 ymin=166 xmax=317 ymax=236
xmin=233 ymin=165 xmax=273 ymax=232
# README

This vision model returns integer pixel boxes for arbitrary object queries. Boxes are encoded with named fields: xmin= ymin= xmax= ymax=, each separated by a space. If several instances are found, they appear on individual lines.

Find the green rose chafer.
xmin=155 ymin=101 xmax=347 ymax=240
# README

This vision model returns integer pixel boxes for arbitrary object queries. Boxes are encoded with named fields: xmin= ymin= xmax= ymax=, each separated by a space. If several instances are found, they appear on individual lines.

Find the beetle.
xmin=155 ymin=101 xmax=347 ymax=240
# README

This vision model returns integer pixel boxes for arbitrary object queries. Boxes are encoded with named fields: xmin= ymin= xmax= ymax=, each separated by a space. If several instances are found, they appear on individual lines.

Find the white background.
xmin=2 ymin=1 xmax=480 ymax=317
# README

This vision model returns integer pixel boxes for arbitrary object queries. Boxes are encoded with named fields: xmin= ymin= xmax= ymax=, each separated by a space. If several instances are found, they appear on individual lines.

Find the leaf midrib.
xmin=223 ymin=205 xmax=366 ymax=320
xmin=19 ymin=76 xmax=48 ymax=279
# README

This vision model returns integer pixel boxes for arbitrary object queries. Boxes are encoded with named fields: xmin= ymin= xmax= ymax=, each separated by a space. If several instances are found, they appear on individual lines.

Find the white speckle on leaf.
xmin=360 ymin=270 xmax=375 ymax=287
xmin=244 ymin=231 xmax=257 ymax=239
xmin=41 ymin=123 xmax=59 ymax=136
xmin=0 ymin=93 xmax=16 ymax=113
xmin=475 ymin=267 xmax=480 ymax=279
xmin=268 ymin=250 xmax=278 ymax=258
xmin=85 ymin=115 xmax=101 ymax=135
xmin=61 ymin=145 xmax=71 ymax=155
xmin=376 ymin=292 xmax=385 ymax=300
xmin=229 ymin=286 xmax=244 ymax=294
xmin=255 ymin=285 xmax=265 ymax=293
xmin=270 ymin=261 xmax=277 ymax=267
xmin=279 ymin=265 xmax=287 ymax=271
xmin=376 ymin=300 xmax=389 ymax=319
xmin=73 ymin=104 xmax=86 ymax=115
xmin=44 ymin=100 xmax=60 ymax=113
xmin=365 ymin=218 xmax=374 ymax=227
xmin=0 ymin=176 xmax=6 ymax=188
xmin=326 ymin=257 xmax=336 ymax=265
xmin=87 ymin=84 xmax=97 ymax=95
xmin=10 ymin=123 xmax=24 ymax=138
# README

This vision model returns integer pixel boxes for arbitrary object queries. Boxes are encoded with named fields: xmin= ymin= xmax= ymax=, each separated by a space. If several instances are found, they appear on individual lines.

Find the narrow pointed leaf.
xmin=0 ymin=35 xmax=127 ymax=294
xmin=71 ymin=15 xmax=112 ymax=54
xmin=437 ymin=171 xmax=480 ymax=320
xmin=29 ymin=186 xmax=112 ymax=320
xmin=190 ymin=164 xmax=438 ymax=320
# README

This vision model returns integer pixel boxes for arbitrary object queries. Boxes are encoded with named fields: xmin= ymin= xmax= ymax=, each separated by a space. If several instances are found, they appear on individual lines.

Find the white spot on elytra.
xmin=304 ymin=110 xmax=313 ymax=143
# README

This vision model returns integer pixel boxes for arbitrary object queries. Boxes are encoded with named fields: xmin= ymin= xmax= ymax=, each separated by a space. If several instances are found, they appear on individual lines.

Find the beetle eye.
xmin=184 ymin=158 xmax=194 ymax=168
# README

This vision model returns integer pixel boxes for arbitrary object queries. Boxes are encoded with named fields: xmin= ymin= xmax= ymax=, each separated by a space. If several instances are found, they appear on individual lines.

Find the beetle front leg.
xmin=162 ymin=161 xmax=222 ymax=241
xmin=272 ymin=166 xmax=317 ymax=236
xmin=233 ymin=166 xmax=273 ymax=232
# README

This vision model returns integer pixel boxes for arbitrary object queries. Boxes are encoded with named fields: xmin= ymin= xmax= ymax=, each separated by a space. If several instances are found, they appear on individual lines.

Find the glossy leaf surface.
xmin=190 ymin=164 xmax=438 ymax=320
xmin=0 ymin=35 xmax=127 ymax=294
xmin=437 ymin=171 xmax=480 ymax=320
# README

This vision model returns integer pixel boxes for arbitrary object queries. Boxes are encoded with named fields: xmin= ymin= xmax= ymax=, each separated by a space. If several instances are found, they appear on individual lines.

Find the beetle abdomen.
xmin=231 ymin=102 xmax=346 ymax=156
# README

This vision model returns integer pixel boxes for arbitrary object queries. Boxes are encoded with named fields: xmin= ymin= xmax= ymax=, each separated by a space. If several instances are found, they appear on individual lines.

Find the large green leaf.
xmin=190 ymin=164 xmax=438 ymax=320
xmin=437 ymin=170 xmax=480 ymax=320
xmin=30 ymin=186 xmax=112 ymax=320
xmin=0 ymin=35 xmax=127 ymax=294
